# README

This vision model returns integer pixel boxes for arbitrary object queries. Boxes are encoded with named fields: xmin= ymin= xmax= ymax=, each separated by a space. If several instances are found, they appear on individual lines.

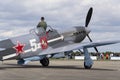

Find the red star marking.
xmin=40 ymin=36 xmax=48 ymax=50
xmin=13 ymin=41 xmax=25 ymax=55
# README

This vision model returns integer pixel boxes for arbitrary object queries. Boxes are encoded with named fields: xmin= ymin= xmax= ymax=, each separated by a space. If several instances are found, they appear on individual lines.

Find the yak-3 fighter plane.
xmin=0 ymin=7 xmax=120 ymax=69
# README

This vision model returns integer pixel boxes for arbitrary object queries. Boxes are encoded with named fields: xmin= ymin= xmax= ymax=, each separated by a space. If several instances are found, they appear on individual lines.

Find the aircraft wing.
xmin=39 ymin=40 xmax=120 ymax=55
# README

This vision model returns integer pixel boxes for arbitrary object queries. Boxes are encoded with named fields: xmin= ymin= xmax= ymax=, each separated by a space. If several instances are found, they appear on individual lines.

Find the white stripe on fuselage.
xmin=48 ymin=35 xmax=64 ymax=43
xmin=2 ymin=35 xmax=64 ymax=60
xmin=2 ymin=53 xmax=16 ymax=60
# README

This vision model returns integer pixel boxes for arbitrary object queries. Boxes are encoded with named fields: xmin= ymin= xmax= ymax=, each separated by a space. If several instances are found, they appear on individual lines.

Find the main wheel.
xmin=17 ymin=59 xmax=25 ymax=65
xmin=40 ymin=57 xmax=49 ymax=67
xmin=84 ymin=62 xmax=92 ymax=69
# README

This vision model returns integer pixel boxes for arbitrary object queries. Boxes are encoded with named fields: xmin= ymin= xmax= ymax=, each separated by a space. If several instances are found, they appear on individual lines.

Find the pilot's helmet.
xmin=41 ymin=17 xmax=44 ymax=20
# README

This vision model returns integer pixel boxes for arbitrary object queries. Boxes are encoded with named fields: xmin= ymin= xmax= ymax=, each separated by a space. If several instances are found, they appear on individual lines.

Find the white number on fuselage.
xmin=29 ymin=39 xmax=38 ymax=51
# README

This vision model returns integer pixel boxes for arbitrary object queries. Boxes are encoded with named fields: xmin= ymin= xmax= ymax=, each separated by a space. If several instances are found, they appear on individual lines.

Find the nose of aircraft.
xmin=85 ymin=27 xmax=91 ymax=34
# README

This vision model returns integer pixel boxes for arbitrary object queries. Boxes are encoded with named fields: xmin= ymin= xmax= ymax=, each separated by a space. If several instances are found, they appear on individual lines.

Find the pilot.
xmin=37 ymin=17 xmax=47 ymax=31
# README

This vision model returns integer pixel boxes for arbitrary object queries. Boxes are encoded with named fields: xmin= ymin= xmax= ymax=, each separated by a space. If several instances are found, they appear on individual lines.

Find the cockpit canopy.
xmin=35 ymin=27 xmax=45 ymax=34
xmin=29 ymin=25 xmax=54 ymax=35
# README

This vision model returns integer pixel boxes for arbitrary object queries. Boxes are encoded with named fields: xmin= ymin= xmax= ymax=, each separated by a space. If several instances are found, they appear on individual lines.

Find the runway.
xmin=0 ymin=60 xmax=120 ymax=80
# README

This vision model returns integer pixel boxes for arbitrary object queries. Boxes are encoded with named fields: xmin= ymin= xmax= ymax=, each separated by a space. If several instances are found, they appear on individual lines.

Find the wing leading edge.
xmin=39 ymin=40 xmax=120 ymax=55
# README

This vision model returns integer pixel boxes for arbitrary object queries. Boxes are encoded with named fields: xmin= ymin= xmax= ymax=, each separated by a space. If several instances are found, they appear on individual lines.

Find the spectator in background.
xmin=106 ymin=53 xmax=109 ymax=60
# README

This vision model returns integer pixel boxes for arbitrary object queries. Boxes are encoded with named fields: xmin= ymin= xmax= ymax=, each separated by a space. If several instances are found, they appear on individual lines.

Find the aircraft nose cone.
xmin=85 ymin=27 xmax=91 ymax=34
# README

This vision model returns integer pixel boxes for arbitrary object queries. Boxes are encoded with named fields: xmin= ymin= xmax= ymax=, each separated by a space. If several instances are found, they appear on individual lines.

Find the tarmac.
xmin=0 ymin=60 xmax=120 ymax=80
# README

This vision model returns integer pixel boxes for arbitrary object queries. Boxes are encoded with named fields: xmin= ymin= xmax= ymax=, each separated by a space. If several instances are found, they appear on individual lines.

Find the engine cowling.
xmin=62 ymin=27 xmax=90 ymax=43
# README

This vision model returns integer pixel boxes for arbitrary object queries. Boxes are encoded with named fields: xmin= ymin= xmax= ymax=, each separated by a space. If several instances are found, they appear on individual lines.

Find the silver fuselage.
xmin=0 ymin=27 xmax=90 ymax=60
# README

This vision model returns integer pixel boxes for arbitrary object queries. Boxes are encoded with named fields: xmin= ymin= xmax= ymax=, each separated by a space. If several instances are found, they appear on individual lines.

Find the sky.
xmin=0 ymin=0 xmax=120 ymax=52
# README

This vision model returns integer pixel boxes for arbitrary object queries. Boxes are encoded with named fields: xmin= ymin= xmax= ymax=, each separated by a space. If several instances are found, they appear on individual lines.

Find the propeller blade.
xmin=87 ymin=34 xmax=99 ymax=53
xmin=94 ymin=47 xmax=99 ymax=53
xmin=85 ymin=7 xmax=98 ymax=53
xmin=87 ymin=34 xmax=92 ymax=42
xmin=85 ymin=7 xmax=93 ymax=27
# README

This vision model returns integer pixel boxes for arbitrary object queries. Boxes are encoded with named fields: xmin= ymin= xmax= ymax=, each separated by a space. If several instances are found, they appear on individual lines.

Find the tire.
xmin=40 ymin=57 xmax=49 ymax=67
xmin=17 ymin=59 xmax=25 ymax=65
xmin=84 ymin=62 xmax=92 ymax=69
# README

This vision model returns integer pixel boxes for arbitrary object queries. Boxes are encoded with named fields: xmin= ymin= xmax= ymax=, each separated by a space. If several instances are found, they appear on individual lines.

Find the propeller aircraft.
xmin=0 ymin=7 xmax=120 ymax=69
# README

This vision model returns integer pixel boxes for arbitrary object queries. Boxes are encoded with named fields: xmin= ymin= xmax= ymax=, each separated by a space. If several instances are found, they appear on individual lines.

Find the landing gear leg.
xmin=40 ymin=57 xmax=49 ymax=67
xmin=83 ymin=48 xmax=93 ymax=69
